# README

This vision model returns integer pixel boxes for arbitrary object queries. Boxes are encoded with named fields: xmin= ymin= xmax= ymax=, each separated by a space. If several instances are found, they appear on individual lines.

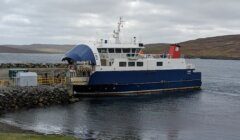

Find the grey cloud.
xmin=0 ymin=0 xmax=240 ymax=44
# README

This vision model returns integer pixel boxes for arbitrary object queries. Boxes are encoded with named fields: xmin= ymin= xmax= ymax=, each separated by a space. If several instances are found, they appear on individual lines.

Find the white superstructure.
xmin=87 ymin=17 xmax=194 ymax=72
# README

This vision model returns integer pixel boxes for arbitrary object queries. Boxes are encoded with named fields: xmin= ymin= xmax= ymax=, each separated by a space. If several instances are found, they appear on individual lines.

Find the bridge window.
xmin=136 ymin=49 xmax=141 ymax=53
xmin=97 ymin=48 xmax=101 ymax=53
xmin=132 ymin=48 xmax=136 ymax=53
xmin=98 ymin=48 xmax=107 ymax=53
xmin=115 ymin=48 xmax=122 ymax=53
xmin=123 ymin=48 xmax=130 ymax=53
xmin=137 ymin=62 xmax=143 ymax=67
xmin=157 ymin=62 xmax=163 ymax=66
xmin=127 ymin=54 xmax=135 ymax=57
xmin=128 ymin=62 xmax=135 ymax=67
xmin=119 ymin=62 xmax=126 ymax=67
xmin=108 ymin=48 xmax=114 ymax=53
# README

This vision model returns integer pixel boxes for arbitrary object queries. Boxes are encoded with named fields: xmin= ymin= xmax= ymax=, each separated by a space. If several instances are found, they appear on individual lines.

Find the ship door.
xmin=69 ymin=71 xmax=76 ymax=78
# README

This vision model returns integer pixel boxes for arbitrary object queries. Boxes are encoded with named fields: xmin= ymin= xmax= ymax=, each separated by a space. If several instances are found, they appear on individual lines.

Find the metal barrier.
xmin=0 ymin=77 xmax=68 ymax=87
xmin=0 ymin=80 xmax=10 ymax=87
xmin=99 ymin=53 xmax=176 ymax=59
xmin=37 ymin=77 xmax=67 ymax=85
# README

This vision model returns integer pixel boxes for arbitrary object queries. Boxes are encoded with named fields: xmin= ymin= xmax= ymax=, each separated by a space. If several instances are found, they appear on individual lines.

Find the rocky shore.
xmin=0 ymin=86 xmax=78 ymax=114
xmin=0 ymin=63 xmax=68 ymax=69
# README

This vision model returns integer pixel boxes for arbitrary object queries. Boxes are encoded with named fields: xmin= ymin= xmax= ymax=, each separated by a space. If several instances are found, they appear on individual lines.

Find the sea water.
xmin=0 ymin=54 xmax=240 ymax=140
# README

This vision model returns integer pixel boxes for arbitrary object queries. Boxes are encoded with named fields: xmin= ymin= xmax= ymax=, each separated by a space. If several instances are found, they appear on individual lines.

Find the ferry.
xmin=63 ymin=18 xmax=202 ymax=96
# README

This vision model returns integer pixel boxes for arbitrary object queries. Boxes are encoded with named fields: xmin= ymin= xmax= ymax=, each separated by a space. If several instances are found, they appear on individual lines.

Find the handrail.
xmin=0 ymin=77 xmax=68 ymax=87
xmin=99 ymin=53 xmax=177 ymax=59
xmin=37 ymin=77 xmax=67 ymax=85
xmin=0 ymin=80 xmax=10 ymax=87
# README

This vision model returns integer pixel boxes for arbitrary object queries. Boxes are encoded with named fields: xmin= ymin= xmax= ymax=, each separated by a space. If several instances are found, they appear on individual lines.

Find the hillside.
xmin=0 ymin=44 xmax=74 ymax=54
xmin=0 ymin=35 xmax=240 ymax=59
xmin=145 ymin=35 xmax=240 ymax=60
xmin=0 ymin=45 xmax=43 ymax=53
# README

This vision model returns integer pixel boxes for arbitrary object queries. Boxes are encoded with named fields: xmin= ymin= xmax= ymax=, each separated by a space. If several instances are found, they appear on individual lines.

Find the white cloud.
xmin=1 ymin=14 xmax=31 ymax=25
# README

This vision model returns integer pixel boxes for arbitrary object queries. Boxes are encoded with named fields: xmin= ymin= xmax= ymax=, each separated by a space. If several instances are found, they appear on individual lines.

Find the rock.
xmin=38 ymin=103 xmax=44 ymax=107
xmin=69 ymin=98 xmax=79 ymax=103
xmin=0 ymin=85 xmax=77 ymax=114
xmin=39 ymin=97 xmax=43 ymax=103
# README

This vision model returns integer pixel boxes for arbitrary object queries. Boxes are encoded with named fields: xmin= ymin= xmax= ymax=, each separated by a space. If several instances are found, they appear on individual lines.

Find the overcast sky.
xmin=0 ymin=0 xmax=240 ymax=45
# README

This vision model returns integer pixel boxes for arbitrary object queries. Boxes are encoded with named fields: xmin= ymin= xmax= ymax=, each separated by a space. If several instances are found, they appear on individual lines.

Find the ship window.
xmin=135 ymin=49 xmax=140 ymax=53
xmin=102 ymin=48 xmax=107 ymax=53
xmin=97 ymin=48 xmax=101 ymax=53
xmin=108 ymin=48 xmax=114 ymax=53
xmin=116 ymin=48 xmax=122 ymax=53
xmin=123 ymin=48 xmax=130 ymax=53
xmin=157 ymin=62 xmax=163 ymax=66
xmin=137 ymin=62 xmax=143 ymax=66
xmin=98 ymin=48 xmax=107 ymax=53
xmin=132 ymin=49 xmax=136 ymax=53
xmin=119 ymin=62 xmax=126 ymax=67
xmin=128 ymin=62 xmax=135 ymax=67
xmin=127 ymin=54 xmax=135 ymax=57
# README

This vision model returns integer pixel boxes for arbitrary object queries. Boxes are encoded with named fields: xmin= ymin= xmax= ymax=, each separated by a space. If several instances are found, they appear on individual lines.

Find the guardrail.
xmin=186 ymin=64 xmax=195 ymax=69
xmin=0 ymin=80 xmax=10 ymax=87
xmin=0 ymin=77 xmax=68 ymax=87
xmin=37 ymin=77 xmax=68 ymax=85
xmin=99 ymin=53 xmax=182 ymax=59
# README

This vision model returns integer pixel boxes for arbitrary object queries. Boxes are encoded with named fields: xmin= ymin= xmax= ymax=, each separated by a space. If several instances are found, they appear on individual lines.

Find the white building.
xmin=16 ymin=72 xmax=38 ymax=87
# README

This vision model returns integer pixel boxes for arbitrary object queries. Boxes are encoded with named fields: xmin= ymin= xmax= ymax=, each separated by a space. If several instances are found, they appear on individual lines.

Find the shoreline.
xmin=0 ymin=52 xmax=239 ymax=60
xmin=0 ymin=121 xmax=37 ymax=134
xmin=0 ymin=52 xmax=64 ymax=54
xmin=0 ymin=121 xmax=78 ymax=140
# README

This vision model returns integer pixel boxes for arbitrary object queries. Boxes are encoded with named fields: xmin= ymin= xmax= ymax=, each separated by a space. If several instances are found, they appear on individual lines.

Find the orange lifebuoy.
xmin=138 ymin=50 xmax=144 ymax=57
xmin=138 ymin=50 xmax=144 ymax=55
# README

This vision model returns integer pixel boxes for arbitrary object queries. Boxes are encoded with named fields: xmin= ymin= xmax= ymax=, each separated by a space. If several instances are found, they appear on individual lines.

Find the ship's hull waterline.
xmin=73 ymin=69 xmax=202 ymax=96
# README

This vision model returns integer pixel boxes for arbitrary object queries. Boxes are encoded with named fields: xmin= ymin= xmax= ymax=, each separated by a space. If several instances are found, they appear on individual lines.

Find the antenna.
xmin=113 ymin=17 xmax=124 ymax=44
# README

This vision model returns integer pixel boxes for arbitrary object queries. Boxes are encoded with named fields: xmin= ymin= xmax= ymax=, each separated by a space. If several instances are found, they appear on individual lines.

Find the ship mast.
xmin=113 ymin=17 xmax=124 ymax=44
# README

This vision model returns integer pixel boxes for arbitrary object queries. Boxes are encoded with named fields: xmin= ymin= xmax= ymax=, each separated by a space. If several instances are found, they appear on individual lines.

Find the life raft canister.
xmin=168 ymin=44 xmax=181 ymax=58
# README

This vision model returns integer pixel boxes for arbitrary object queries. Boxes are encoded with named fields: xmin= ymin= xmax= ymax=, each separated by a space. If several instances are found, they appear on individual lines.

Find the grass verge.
xmin=0 ymin=133 xmax=78 ymax=140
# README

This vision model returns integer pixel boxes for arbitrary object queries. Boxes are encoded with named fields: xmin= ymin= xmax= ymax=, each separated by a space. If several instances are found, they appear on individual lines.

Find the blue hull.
xmin=73 ymin=69 xmax=201 ymax=96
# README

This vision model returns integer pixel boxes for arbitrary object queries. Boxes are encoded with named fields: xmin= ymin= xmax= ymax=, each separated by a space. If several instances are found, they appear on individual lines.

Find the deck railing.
xmin=99 ymin=53 xmax=181 ymax=59
xmin=0 ymin=77 xmax=68 ymax=87
xmin=37 ymin=77 xmax=67 ymax=85
xmin=0 ymin=79 xmax=10 ymax=87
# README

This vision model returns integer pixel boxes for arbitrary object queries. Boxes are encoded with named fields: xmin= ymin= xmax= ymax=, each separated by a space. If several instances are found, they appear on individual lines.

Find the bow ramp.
xmin=62 ymin=44 xmax=96 ymax=65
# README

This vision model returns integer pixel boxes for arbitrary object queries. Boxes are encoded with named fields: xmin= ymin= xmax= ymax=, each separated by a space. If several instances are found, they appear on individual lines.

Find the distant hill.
xmin=0 ymin=45 xmax=43 ymax=53
xmin=144 ymin=35 xmax=240 ymax=60
xmin=0 ymin=35 xmax=240 ymax=59
xmin=0 ymin=44 xmax=74 ymax=54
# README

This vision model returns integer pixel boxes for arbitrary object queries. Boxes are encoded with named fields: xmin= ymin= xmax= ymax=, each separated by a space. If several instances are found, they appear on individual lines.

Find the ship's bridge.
xmin=97 ymin=41 xmax=143 ymax=54
xmin=95 ymin=42 xmax=144 ymax=66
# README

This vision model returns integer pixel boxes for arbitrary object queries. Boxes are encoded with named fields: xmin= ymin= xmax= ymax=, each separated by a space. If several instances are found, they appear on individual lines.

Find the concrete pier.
xmin=0 ymin=63 xmax=79 ymax=114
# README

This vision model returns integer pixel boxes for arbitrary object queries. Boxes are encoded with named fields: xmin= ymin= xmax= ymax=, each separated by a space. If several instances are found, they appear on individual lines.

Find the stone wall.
xmin=0 ymin=63 xmax=68 ymax=69
xmin=0 ymin=85 xmax=78 ymax=114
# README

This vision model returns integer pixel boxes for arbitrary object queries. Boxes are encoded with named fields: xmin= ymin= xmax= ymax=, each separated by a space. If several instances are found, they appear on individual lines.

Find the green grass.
xmin=0 ymin=133 xmax=78 ymax=140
